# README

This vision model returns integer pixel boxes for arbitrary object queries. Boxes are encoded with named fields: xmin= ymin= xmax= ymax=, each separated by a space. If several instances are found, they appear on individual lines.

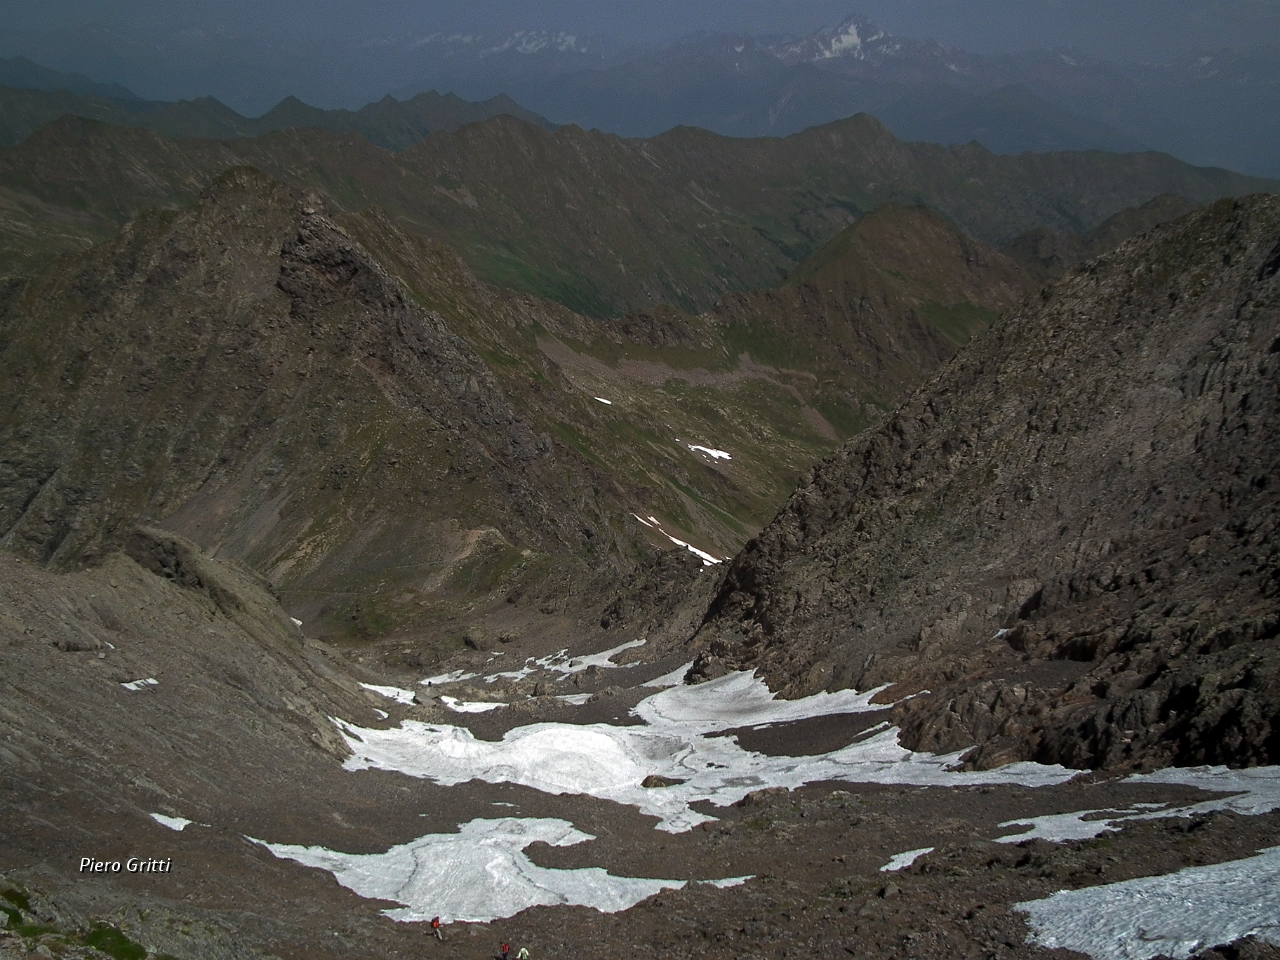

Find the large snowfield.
xmin=244 ymin=657 xmax=1280 ymax=954
xmin=256 ymin=817 xmax=688 ymax=923
xmin=1017 ymin=846 xmax=1280 ymax=960
xmin=335 ymin=671 xmax=1077 ymax=833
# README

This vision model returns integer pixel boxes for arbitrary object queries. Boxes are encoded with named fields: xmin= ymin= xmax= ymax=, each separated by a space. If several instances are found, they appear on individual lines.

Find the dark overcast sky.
xmin=2 ymin=0 xmax=1277 ymax=59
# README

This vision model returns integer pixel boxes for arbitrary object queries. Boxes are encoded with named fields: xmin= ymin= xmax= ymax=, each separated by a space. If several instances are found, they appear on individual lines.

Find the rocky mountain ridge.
xmin=689 ymin=194 xmax=1280 ymax=772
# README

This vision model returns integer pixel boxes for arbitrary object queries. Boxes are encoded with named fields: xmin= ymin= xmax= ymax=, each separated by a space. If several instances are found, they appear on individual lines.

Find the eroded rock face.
xmin=689 ymin=195 xmax=1280 ymax=771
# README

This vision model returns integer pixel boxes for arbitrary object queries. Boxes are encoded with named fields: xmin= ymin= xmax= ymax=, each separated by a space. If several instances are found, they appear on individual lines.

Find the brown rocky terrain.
xmin=3 ymin=522 xmax=1279 ymax=960
xmin=689 ymin=194 xmax=1280 ymax=773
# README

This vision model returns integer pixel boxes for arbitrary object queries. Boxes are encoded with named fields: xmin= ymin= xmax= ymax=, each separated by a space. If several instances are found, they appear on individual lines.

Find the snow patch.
xmin=1016 ymin=846 xmax=1280 ymax=960
xmin=421 ymin=670 xmax=478 ymax=686
xmin=632 ymin=514 xmax=722 ymax=565
xmin=594 ymin=397 xmax=613 ymax=405
xmin=335 ymin=671 xmax=1075 ymax=833
xmin=996 ymin=766 xmax=1280 ymax=843
xmin=687 ymin=444 xmax=731 ymax=460
xmin=290 ymin=617 xmax=303 ymax=627
xmin=440 ymin=696 xmax=506 ymax=714
xmin=360 ymin=683 xmax=416 ymax=706
xmin=881 ymin=847 xmax=933 ymax=872
xmin=483 ymin=638 xmax=647 ymax=684
xmin=657 ymin=530 xmax=722 ymax=566
xmin=255 ymin=817 xmax=685 ymax=924
xmin=824 ymin=23 xmax=863 ymax=58
xmin=121 ymin=678 xmax=158 ymax=691
xmin=150 ymin=813 xmax=192 ymax=831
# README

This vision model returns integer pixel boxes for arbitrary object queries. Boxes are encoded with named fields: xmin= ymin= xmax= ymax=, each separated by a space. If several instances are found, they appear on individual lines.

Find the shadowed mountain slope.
xmin=688 ymin=195 xmax=1280 ymax=772
xmin=0 ymin=112 xmax=1273 ymax=316
xmin=1003 ymin=193 xmax=1200 ymax=285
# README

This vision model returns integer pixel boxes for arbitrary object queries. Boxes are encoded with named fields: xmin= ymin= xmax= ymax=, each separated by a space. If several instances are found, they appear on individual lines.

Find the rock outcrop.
xmin=689 ymin=195 xmax=1280 ymax=771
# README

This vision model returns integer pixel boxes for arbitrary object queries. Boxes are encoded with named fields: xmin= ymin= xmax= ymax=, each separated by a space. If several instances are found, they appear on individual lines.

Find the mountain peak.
xmin=770 ymin=13 xmax=892 ymax=65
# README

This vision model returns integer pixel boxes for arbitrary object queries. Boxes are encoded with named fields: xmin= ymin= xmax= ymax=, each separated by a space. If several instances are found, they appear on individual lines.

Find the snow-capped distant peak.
xmin=769 ymin=15 xmax=890 ymax=65
xmin=821 ymin=21 xmax=883 ymax=59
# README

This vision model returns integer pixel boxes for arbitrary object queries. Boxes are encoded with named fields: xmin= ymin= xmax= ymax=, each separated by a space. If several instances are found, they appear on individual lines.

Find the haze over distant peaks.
xmin=769 ymin=15 xmax=896 ymax=64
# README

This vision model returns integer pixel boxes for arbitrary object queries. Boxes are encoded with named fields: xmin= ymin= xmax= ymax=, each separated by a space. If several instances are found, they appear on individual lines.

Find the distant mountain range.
xmin=2 ymin=13 xmax=1277 ymax=176
xmin=2 ymin=112 xmax=1273 ymax=318
xmin=0 ymin=58 xmax=552 ymax=151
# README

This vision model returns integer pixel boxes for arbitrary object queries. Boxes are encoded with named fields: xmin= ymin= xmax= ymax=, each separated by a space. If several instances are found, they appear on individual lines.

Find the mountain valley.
xmin=0 ymin=92 xmax=1278 ymax=960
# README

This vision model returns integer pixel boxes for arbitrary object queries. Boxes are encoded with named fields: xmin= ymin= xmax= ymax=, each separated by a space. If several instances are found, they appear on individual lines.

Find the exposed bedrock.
xmin=689 ymin=194 xmax=1280 ymax=771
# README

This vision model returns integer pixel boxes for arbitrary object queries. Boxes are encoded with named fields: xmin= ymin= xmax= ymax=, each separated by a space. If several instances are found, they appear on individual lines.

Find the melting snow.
xmin=150 ymin=813 xmax=192 ymax=831
xmin=482 ymin=638 xmax=647 ymax=684
xmin=121 ymin=678 xmax=158 ymax=691
xmin=687 ymin=444 xmax=731 ymax=460
xmin=881 ymin=847 xmax=933 ymax=872
xmin=360 ymin=683 xmax=416 ymax=705
xmin=255 ymin=817 xmax=687 ymax=924
xmin=290 ymin=617 xmax=303 ymax=627
xmin=440 ymin=696 xmax=506 ymax=714
xmin=632 ymin=514 xmax=722 ymax=565
xmin=373 ymin=709 xmax=389 ymax=720
xmin=421 ymin=670 xmax=479 ymax=686
xmin=1016 ymin=846 xmax=1280 ymax=960
xmin=996 ymin=766 xmax=1280 ymax=843
xmin=659 ymin=532 xmax=722 ymax=565
xmin=335 ymin=672 xmax=1075 ymax=832
xmin=555 ymin=693 xmax=593 ymax=706
xmin=594 ymin=397 xmax=613 ymax=405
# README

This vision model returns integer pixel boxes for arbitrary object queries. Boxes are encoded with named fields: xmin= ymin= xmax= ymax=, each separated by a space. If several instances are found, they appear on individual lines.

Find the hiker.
xmin=500 ymin=942 xmax=511 ymax=960
xmin=516 ymin=948 xmax=530 ymax=960
xmin=430 ymin=917 xmax=443 ymax=941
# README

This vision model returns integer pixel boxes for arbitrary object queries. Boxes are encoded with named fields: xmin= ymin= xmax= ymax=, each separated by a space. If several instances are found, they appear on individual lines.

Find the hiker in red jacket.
xmin=500 ymin=942 xmax=510 ymax=960
xmin=430 ymin=917 xmax=443 ymax=941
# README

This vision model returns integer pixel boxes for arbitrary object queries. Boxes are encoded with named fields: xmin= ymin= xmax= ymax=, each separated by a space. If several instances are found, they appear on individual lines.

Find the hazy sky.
xmin=3 ymin=0 xmax=1277 ymax=59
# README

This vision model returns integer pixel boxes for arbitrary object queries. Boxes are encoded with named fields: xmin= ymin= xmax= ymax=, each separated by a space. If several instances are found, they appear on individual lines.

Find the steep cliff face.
xmin=689 ymin=195 xmax=1280 ymax=771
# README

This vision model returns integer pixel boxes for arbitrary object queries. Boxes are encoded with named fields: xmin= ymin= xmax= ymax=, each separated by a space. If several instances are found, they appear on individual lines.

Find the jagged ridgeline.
xmin=0 ymin=112 xmax=1275 ymax=315
xmin=0 ymin=167 xmax=1027 ymax=645
xmin=0 ymin=83 xmax=555 ymax=151
xmin=690 ymin=195 xmax=1280 ymax=771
